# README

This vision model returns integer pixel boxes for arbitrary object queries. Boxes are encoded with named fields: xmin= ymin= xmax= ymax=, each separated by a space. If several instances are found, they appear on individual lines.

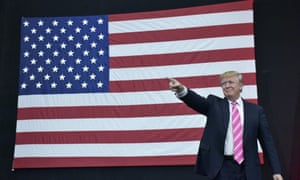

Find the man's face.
xmin=220 ymin=75 xmax=242 ymax=101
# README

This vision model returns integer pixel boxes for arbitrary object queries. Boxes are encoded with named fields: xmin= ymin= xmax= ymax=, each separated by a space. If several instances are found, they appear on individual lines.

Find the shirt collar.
xmin=228 ymin=97 xmax=243 ymax=105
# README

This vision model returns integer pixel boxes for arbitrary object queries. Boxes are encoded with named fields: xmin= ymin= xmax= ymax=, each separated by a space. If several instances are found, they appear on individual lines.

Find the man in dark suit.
xmin=168 ymin=71 xmax=283 ymax=180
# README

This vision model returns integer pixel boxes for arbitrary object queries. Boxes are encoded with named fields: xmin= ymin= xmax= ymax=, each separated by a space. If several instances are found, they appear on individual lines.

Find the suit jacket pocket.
xmin=195 ymin=142 xmax=210 ymax=175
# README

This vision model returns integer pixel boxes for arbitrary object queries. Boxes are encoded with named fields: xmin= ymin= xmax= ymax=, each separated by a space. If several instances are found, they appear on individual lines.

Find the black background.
xmin=1 ymin=0 xmax=300 ymax=179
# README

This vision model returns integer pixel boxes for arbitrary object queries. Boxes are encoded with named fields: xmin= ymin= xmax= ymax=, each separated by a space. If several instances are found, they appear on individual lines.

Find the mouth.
xmin=224 ymin=88 xmax=233 ymax=92
xmin=224 ymin=89 xmax=234 ymax=95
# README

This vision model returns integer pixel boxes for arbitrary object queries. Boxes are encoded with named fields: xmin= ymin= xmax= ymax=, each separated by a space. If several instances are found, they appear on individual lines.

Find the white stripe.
xmin=111 ymin=60 xmax=256 ymax=81
xmin=234 ymin=141 xmax=243 ymax=149
xmin=18 ymin=85 xmax=257 ymax=108
xmin=232 ymin=124 xmax=241 ymax=132
xmin=109 ymin=10 xmax=253 ymax=33
xmin=233 ymin=131 xmax=243 ymax=142
xmin=14 ymin=141 xmax=199 ymax=157
xmin=16 ymin=114 xmax=207 ymax=132
xmin=110 ymin=35 xmax=254 ymax=57
xmin=258 ymin=141 xmax=263 ymax=153
xmin=235 ymin=150 xmax=243 ymax=156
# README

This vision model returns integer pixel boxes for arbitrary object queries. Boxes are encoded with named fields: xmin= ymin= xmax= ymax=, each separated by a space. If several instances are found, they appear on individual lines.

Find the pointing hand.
xmin=168 ymin=78 xmax=184 ymax=93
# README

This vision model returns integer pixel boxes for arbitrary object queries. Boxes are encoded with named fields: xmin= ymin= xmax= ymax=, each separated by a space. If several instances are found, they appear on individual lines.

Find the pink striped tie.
xmin=232 ymin=101 xmax=244 ymax=164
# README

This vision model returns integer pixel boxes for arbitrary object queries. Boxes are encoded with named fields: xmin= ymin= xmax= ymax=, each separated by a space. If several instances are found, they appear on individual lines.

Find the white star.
xmin=67 ymin=66 xmax=74 ymax=72
xmin=29 ymin=74 xmax=35 ymax=80
xmin=23 ymin=21 xmax=29 ymax=27
xmin=38 ymin=20 xmax=44 ymax=26
xmin=97 ymin=81 xmax=103 ymax=88
xmin=60 ymin=28 xmax=67 ymax=34
xmin=24 ymin=51 xmax=30 ymax=57
xmin=98 ymin=33 xmax=104 ymax=40
xmin=31 ymin=28 xmax=37 ymax=34
xmin=83 ymin=34 xmax=89 ymax=40
xmin=66 ymin=82 xmax=72 ymax=88
xmin=52 ymin=20 xmax=59 ymax=26
xmin=75 ymin=27 xmax=81 ymax=33
xmin=51 ymin=82 xmax=57 ymax=88
xmin=90 ymin=26 xmax=96 ymax=32
xmin=53 ymin=35 xmax=59 ymax=41
xmin=75 ymin=42 xmax=82 ymax=48
xmin=46 ymin=27 xmax=52 ymax=34
xmin=38 ymin=35 xmax=44 ymax=41
xmin=38 ymin=51 xmax=44 ymax=57
xmin=68 ymin=50 xmax=74 ymax=56
xmin=30 ymin=59 xmax=37 ymax=64
xmin=21 ymin=83 xmax=27 ymax=89
xmin=81 ymin=82 xmax=88 ymax=88
xmin=44 ymin=74 xmax=51 ymax=80
xmin=53 ymin=51 xmax=59 ymax=56
xmin=83 ymin=50 xmax=89 ymax=56
xmin=45 ymin=58 xmax=51 ymax=64
xmin=52 ymin=66 xmax=59 ymax=72
xmin=60 ymin=58 xmax=67 ymax=64
xmin=31 ymin=43 xmax=37 ymax=49
xmin=67 ymin=20 xmax=73 ymax=26
xmin=90 ymin=73 xmax=96 ymax=80
xmin=90 ymin=42 xmax=97 ymax=48
xmin=98 ymin=49 xmax=104 ymax=56
xmin=75 ymin=58 xmax=82 ymax=64
xmin=82 ymin=65 xmax=89 ymax=72
xmin=22 ymin=67 xmax=29 ymax=73
xmin=98 ymin=65 xmax=105 ymax=72
xmin=61 ymin=43 xmax=67 ymax=49
xmin=37 ymin=66 xmax=43 ymax=72
xmin=46 ymin=43 xmax=52 ymax=49
xmin=90 ymin=57 xmax=97 ymax=64
xmin=68 ymin=35 xmax=74 ymax=41
xmin=98 ymin=19 xmax=103 ymax=24
xmin=74 ymin=73 xmax=81 ymax=80
xmin=82 ymin=19 xmax=88 ymax=25
xmin=36 ymin=82 xmax=42 ymax=88
xmin=24 ymin=36 xmax=30 ymax=42
xmin=59 ymin=74 xmax=66 ymax=80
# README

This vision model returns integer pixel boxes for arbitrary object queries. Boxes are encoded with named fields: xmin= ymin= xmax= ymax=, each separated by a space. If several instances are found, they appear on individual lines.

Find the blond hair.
xmin=220 ymin=71 xmax=243 ymax=84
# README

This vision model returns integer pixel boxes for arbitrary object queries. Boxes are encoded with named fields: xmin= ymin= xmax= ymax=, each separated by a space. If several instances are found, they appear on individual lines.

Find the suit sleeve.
xmin=179 ymin=89 xmax=210 ymax=115
xmin=257 ymin=107 xmax=282 ymax=174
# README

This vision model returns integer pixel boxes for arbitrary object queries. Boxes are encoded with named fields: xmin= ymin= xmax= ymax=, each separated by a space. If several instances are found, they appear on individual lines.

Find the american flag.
xmin=13 ymin=0 xmax=260 ymax=169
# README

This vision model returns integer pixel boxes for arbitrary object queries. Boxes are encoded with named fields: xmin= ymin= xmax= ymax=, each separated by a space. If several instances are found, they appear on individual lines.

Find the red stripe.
xmin=110 ymin=48 xmax=255 ymax=68
xmin=17 ymin=98 xmax=258 ymax=120
xmin=15 ymin=128 xmax=203 ymax=144
xmin=110 ymin=73 xmax=257 ymax=92
xmin=110 ymin=23 xmax=253 ymax=44
xmin=13 ymin=152 xmax=264 ymax=169
xmin=13 ymin=155 xmax=197 ymax=169
xmin=259 ymin=152 xmax=264 ymax=164
xmin=17 ymin=103 xmax=197 ymax=120
xmin=109 ymin=1 xmax=252 ymax=21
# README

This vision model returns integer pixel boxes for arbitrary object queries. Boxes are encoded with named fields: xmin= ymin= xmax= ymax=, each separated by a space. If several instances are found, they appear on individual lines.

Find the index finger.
xmin=167 ymin=77 xmax=176 ymax=83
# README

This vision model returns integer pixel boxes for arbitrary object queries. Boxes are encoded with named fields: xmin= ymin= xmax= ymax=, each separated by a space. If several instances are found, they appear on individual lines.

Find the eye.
xmin=221 ymin=81 xmax=236 ymax=87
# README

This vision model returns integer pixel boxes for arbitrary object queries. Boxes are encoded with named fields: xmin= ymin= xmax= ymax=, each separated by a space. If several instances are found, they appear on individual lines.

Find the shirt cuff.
xmin=176 ymin=86 xmax=188 ymax=98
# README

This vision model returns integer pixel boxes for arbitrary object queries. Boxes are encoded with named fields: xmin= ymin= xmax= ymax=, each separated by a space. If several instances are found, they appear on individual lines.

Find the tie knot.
xmin=232 ymin=101 xmax=237 ymax=106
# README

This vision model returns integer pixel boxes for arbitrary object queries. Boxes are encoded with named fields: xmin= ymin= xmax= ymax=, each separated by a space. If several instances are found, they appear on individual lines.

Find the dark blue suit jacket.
xmin=180 ymin=90 xmax=282 ymax=179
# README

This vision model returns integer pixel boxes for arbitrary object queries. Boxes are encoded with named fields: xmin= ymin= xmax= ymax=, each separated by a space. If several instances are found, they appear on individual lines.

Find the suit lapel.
xmin=223 ymin=98 xmax=230 ymax=131
xmin=242 ymin=99 xmax=249 ymax=142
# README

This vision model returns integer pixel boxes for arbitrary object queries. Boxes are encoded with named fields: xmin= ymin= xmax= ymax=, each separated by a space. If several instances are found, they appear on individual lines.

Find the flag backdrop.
xmin=13 ymin=0 xmax=261 ymax=169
